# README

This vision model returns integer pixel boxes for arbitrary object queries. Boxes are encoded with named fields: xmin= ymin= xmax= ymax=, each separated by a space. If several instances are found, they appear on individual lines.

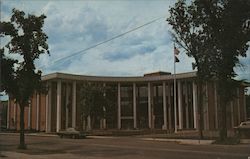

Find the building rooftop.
xmin=42 ymin=71 xmax=197 ymax=83
xmin=144 ymin=71 xmax=171 ymax=77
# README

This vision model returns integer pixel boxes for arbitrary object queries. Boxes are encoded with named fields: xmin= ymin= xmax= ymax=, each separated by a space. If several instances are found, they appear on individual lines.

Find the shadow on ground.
xmin=0 ymin=140 xmax=71 ymax=155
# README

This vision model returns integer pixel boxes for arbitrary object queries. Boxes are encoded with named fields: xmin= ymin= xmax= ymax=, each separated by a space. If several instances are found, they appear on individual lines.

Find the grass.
xmin=213 ymin=137 xmax=240 ymax=145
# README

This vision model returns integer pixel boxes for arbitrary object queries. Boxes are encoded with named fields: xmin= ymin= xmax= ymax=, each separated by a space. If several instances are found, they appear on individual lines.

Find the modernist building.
xmin=7 ymin=71 xmax=248 ymax=133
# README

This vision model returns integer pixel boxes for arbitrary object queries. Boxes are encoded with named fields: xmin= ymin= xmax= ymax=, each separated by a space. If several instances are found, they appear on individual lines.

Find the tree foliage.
xmin=78 ymin=82 xmax=117 ymax=130
xmin=167 ymin=0 xmax=250 ymax=141
xmin=0 ymin=9 xmax=49 ymax=149
xmin=79 ymin=82 xmax=105 ymax=119
xmin=103 ymin=85 xmax=117 ymax=128
xmin=79 ymin=82 xmax=106 ymax=130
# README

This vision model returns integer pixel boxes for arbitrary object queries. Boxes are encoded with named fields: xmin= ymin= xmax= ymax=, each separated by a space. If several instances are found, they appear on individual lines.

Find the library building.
xmin=6 ymin=71 xmax=248 ymax=133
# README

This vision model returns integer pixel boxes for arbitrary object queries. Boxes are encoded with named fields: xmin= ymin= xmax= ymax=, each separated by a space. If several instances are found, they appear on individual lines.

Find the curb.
xmin=142 ymin=138 xmax=215 ymax=145
xmin=87 ymin=135 xmax=115 ymax=139
xmin=27 ymin=133 xmax=57 ymax=137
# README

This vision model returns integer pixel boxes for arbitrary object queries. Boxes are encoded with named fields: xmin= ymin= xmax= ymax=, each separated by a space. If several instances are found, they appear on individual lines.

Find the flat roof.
xmin=144 ymin=71 xmax=171 ymax=77
xmin=42 ymin=71 xmax=197 ymax=83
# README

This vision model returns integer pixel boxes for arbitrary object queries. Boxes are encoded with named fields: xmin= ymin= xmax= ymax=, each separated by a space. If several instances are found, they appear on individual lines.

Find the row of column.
xmin=45 ymin=80 xmax=197 ymax=131
xmin=6 ymin=94 xmax=41 ymax=130
xmin=45 ymin=80 xmax=77 ymax=133
xmin=43 ymin=80 xmax=245 ymax=132
xmin=117 ymin=81 xmax=198 ymax=130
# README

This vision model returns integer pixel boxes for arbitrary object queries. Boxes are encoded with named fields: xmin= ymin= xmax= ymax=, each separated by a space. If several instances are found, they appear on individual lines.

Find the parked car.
xmin=236 ymin=121 xmax=250 ymax=129
xmin=57 ymin=128 xmax=86 ymax=139
xmin=234 ymin=121 xmax=250 ymax=138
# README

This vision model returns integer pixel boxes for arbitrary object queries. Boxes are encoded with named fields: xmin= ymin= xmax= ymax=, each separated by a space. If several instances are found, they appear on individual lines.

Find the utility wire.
xmin=39 ymin=16 xmax=165 ymax=69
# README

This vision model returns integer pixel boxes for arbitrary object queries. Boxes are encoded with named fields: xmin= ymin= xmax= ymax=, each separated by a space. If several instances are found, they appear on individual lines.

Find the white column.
xmin=28 ymin=102 xmax=31 ymax=129
xmin=192 ymin=82 xmax=198 ymax=129
xmin=162 ymin=82 xmax=167 ymax=130
xmin=214 ymin=83 xmax=218 ymax=129
xmin=168 ymin=83 xmax=172 ymax=129
xmin=36 ymin=93 xmax=40 ymax=131
xmin=65 ymin=84 xmax=69 ymax=129
xmin=72 ymin=81 xmax=76 ymax=128
xmin=56 ymin=80 xmax=62 ymax=132
xmin=46 ymin=82 xmax=51 ymax=132
xmin=148 ymin=82 xmax=152 ymax=129
xmin=185 ymin=82 xmax=189 ymax=129
xmin=117 ymin=83 xmax=121 ymax=129
xmin=178 ymin=81 xmax=183 ymax=129
xmin=87 ymin=115 xmax=91 ymax=130
xmin=133 ymin=83 xmax=137 ymax=129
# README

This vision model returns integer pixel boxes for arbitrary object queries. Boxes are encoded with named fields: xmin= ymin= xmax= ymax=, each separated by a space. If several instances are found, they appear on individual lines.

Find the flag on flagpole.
xmin=173 ymin=44 xmax=179 ymax=133
xmin=174 ymin=47 xmax=180 ymax=55
xmin=174 ymin=46 xmax=180 ymax=63
xmin=175 ymin=56 xmax=180 ymax=63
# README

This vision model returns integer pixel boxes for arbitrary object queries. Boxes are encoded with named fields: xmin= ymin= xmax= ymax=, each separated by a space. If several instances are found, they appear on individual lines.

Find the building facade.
xmin=0 ymin=100 xmax=8 ymax=130
xmin=7 ymin=72 xmax=248 ymax=133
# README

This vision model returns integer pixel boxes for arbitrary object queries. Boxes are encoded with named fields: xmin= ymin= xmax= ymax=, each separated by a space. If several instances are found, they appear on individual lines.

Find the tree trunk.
xmin=18 ymin=104 xmax=26 ymax=149
xmin=197 ymin=80 xmax=204 ymax=139
xmin=219 ymin=97 xmax=227 ymax=141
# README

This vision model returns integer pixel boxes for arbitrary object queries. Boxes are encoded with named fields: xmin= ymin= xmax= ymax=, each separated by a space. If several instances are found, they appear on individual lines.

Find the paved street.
xmin=0 ymin=134 xmax=249 ymax=159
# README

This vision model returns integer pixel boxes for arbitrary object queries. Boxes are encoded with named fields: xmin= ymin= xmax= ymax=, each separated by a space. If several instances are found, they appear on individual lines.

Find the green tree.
xmin=79 ymin=83 xmax=117 ymax=130
xmin=167 ymin=0 xmax=250 ymax=141
xmin=79 ymin=82 xmax=106 ymax=130
xmin=0 ymin=9 xmax=49 ymax=149
xmin=167 ymin=0 xmax=217 ymax=139
xmin=104 ymin=85 xmax=117 ymax=128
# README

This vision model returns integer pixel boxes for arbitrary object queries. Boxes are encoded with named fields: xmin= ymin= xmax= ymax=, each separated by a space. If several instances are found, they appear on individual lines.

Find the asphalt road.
xmin=0 ymin=134 xmax=249 ymax=159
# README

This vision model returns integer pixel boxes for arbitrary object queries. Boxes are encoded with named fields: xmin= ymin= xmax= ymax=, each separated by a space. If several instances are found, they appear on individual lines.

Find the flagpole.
xmin=173 ymin=43 xmax=177 ymax=133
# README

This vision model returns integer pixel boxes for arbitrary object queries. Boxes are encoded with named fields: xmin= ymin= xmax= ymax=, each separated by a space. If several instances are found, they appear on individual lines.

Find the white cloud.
xmin=33 ymin=0 xmax=175 ymax=75
xmin=1 ymin=0 xmax=249 ymax=86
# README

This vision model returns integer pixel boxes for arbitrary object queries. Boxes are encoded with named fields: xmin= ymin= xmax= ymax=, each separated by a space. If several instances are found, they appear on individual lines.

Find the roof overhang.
xmin=41 ymin=72 xmax=197 ymax=83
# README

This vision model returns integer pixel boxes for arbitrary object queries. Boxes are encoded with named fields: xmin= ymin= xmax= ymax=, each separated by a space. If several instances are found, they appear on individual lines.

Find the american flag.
xmin=174 ymin=47 xmax=180 ymax=62
xmin=174 ymin=47 xmax=180 ymax=55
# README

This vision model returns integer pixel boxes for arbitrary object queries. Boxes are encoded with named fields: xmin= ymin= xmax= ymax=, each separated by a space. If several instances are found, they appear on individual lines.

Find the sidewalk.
xmin=1 ymin=132 xmax=250 ymax=144
xmin=142 ymin=138 xmax=214 ymax=145
xmin=0 ymin=133 xmax=249 ymax=159
xmin=0 ymin=151 xmax=80 ymax=159
xmin=0 ymin=132 xmax=57 ymax=137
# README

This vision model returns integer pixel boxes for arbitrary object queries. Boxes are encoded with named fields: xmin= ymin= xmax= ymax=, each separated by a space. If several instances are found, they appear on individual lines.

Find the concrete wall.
xmin=8 ymin=92 xmax=46 ymax=131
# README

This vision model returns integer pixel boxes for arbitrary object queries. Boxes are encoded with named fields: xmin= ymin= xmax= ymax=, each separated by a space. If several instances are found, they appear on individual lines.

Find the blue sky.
xmin=1 ymin=0 xmax=250 ymax=81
